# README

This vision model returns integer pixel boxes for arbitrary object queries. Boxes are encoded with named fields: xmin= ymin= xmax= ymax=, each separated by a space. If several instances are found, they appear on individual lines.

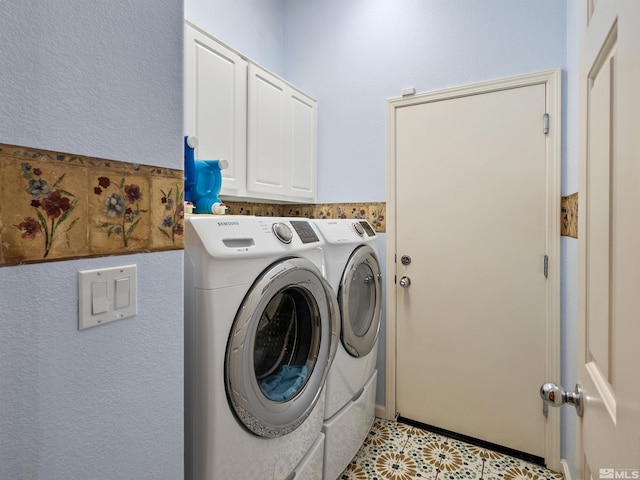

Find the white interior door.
xmin=387 ymin=71 xmax=561 ymax=466
xmin=577 ymin=1 xmax=640 ymax=475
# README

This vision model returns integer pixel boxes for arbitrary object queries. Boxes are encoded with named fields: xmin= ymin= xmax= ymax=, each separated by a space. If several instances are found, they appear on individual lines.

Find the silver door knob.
xmin=540 ymin=383 xmax=583 ymax=417
xmin=399 ymin=276 xmax=411 ymax=288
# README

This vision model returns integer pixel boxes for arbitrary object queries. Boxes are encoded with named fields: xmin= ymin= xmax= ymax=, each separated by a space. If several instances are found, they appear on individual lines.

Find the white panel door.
xmin=577 ymin=1 xmax=640 ymax=475
xmin=184 ymin=23 xmax=247 ymax=196
xmin=393 ymin=74 xmax=559 ymax=462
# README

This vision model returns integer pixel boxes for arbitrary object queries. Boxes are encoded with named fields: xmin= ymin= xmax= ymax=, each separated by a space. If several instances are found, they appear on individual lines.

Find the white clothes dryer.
xmin=312 ymin=219 xmax=382 ymax=480
xmin=184 ymin=216 xmax=340 ymax=480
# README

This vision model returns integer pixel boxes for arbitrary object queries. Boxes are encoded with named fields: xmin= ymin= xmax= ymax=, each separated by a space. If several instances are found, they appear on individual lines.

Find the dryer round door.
xmin=225 ymin=257 xmax=339 ymax=438
xmin=339 ymin=245 xmax=382 ymax=357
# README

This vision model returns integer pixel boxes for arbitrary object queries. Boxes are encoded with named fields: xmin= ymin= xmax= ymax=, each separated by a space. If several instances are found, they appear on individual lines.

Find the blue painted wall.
xmin=185 ymin=0 xmax=285 ymax=76
xmin=283 ymin=0 xmax=568 ymax=204
xmin=0 ymin=2 xmax=184 ymax=479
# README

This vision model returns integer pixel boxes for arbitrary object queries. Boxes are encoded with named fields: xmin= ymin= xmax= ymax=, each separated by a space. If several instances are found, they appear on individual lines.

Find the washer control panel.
xmin=265 ymin=219 xmax=321 ymax=245
xmin=290 ymin=220 xmax=320 ymax=244
xmin=358 ymin=220 xmax=376 ymax=237
xmin=313 ymin=219 xmax=377 ymax=244
xmin=187 ymin=216 xmax=326 ymax=258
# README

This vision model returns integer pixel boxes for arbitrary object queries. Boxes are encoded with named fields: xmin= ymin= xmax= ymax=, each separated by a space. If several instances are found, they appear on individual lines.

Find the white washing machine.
xmin=312 ymin=219 xmax=382 ymax=480
xmin=184 ymin=216 xmax=340 ymax=480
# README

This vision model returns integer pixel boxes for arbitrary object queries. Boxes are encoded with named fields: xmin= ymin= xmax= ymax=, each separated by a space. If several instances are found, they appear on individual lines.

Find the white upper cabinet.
xmin=247 ymin=64 xmax=317 ymax=202
xmin=184 ymin=22 xmax=317 ymax=203
xmin=184 ymin=23 xmax=247 ymax=196
xmin=288 ymin=90 xmax=318 ymax=200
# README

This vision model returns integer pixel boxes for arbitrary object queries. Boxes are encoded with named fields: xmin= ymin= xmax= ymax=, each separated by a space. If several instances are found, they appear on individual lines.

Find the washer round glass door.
xmin=225 ymin=257 xmax=339 ymax=438
xmin=339 ymin=245 xmax=382 ymax=357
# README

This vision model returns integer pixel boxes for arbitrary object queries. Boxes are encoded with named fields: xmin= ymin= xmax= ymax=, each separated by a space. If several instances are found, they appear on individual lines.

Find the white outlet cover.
xmin=78 ymin=265 xmax=137 ymax=330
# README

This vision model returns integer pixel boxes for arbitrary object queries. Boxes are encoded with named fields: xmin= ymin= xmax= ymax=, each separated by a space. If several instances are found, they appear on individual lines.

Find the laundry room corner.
xmin=282 ymin=0 xmax=569 ymax=429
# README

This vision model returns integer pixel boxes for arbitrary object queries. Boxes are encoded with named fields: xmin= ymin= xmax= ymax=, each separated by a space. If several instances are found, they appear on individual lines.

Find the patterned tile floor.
xmin=338 ymin=418 xmax=564 ymax=480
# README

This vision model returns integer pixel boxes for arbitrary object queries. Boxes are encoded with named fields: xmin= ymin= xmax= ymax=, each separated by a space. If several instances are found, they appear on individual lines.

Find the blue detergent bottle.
xmin=184 ymin=136 xmax=228 ymax=214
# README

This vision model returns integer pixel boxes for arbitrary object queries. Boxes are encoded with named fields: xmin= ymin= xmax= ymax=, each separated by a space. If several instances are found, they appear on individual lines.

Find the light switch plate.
xmin=78 ymin=265 xmax=137 ymax=330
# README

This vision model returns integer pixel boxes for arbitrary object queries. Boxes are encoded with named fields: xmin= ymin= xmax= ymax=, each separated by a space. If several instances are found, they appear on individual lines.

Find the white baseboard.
xmin=375 ymin=404 xmax=389 ymax=420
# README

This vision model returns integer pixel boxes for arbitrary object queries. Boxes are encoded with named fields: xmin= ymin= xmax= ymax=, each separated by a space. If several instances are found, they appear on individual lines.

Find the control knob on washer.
xmin=272 ymin=222 xmax=293 ymax=244
xmin=353 ymin=222 xmax=365 ymax=236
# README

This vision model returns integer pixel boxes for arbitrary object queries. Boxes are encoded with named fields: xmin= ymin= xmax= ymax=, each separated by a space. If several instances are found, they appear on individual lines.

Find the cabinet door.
xmin=184 ymin=24 xmax=247 ymax=196
xmin=247 ymin=64 xmax=317 ymax=202
xmin=288 ymin=89 xmax=317 ymax=200
xmin=247 ymin=64 xmax=287 ymax=198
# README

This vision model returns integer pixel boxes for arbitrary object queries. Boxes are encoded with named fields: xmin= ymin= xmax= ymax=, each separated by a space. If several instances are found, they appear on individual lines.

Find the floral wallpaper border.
xmin=0 ymin=142 xmax=578 ymax=267
xmin=221 ymin=200 xmax=387 ymax=233
xmin=561 ymin=192 xmax=578 ymax=238
xmin=224 ymin=195 xmax=580 ymax=239
xmin=0 ymin=143 xmax=184 ymax=267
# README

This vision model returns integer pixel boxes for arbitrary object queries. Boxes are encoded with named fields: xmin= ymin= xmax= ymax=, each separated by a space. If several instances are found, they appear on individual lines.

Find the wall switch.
xmin=92 ymin=280 xmax=109 ymax=314
xmin=79 ymin=265 xmax=137 ymax=330
xmin=115 ymin=278 xmax=130 ymax=309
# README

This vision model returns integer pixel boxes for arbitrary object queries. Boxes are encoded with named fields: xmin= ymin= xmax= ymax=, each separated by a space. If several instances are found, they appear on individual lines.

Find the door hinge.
xmin=543 ymin=113 xmax=549 ymax=134
xmin=544 ymin=255 xmax=549 ymax=278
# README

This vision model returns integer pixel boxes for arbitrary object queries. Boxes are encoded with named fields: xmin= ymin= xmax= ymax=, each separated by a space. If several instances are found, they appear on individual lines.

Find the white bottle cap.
xmin=212 ymin=203 xmax=227 ymax=215
xmin=187 ymin=136 xmax=198 ymax=148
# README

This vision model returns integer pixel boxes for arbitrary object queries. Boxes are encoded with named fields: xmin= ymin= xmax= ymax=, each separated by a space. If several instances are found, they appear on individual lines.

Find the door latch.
xmin=540 ymin=383 xmax=583 ymax=417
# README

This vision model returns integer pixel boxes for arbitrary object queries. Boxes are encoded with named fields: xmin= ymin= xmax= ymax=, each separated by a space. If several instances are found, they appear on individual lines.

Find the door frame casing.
xmin=385 ymin=69 xmax=562 ymax=469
